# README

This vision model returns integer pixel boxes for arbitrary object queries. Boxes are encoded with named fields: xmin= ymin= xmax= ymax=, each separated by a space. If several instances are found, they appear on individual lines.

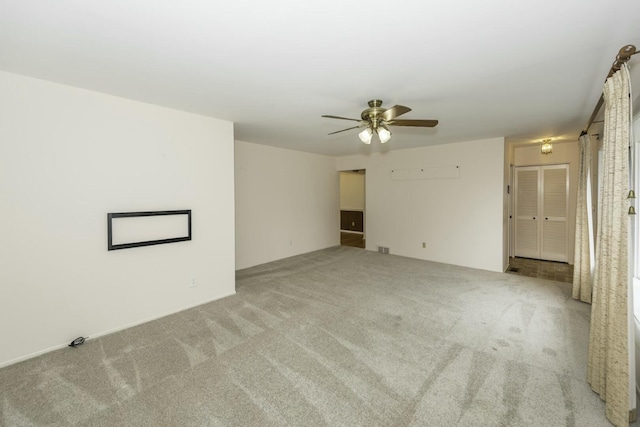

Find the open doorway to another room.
xmin=339 ymin=170 xmax=365 ymax=248
xmin=507 ymin=141 xmax=579 ymax=280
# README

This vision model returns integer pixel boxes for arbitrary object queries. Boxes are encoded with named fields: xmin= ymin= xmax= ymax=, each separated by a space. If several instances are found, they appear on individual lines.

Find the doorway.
xmin=514 ymin=164 xmax=569 ymax=262
xmin=339 ymin=170 xmax=365 ymax=248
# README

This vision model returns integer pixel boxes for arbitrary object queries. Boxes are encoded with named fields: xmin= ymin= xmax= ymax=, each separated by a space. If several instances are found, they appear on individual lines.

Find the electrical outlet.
xmin=422 ymin=242 xmax=426 ymax=248
xmin=190 ymin=278 xmax=197 ymax=288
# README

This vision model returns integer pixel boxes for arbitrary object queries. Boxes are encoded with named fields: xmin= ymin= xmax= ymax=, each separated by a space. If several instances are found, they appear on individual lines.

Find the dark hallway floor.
xmin=340 ymin=232 xmax=365 ymax=248
xmin=506 ymin=257 xmax=573 ymax=283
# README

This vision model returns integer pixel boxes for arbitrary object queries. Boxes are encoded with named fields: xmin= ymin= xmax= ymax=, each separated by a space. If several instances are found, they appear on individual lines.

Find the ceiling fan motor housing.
xmin=361 ymin=99 xmax=386 ymax=129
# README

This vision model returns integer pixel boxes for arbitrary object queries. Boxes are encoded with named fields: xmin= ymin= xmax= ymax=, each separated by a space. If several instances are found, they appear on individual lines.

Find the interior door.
xmin=515 ymin=167 xmax=540 ymax=258
xmin=514 ymin=164 xmax=569 ymax=262
xmin=541 ymin=165 xmax=568 ymax=262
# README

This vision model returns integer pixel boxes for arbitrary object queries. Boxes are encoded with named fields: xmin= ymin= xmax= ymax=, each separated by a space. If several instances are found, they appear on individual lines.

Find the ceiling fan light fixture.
xmin=358 ymin=128 xmax=373 ymax=144
xmin=378 ymin=127 xmax=391 ymax=143
xmin=322 ymin=100 xmax=438 ymax=144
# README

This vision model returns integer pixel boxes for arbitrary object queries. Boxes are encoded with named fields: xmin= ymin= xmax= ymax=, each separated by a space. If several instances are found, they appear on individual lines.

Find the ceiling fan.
xmin=322 ymin=99 xmax=438 ymax=144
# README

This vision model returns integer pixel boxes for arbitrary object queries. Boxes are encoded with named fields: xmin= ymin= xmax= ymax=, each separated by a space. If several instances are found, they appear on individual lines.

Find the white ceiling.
xmin=1 ymin=0 xmax=639 ymax=156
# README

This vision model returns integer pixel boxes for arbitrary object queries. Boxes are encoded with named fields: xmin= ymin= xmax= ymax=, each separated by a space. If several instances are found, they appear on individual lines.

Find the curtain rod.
xmin=583 ymin=45 xmax=638 ymax=133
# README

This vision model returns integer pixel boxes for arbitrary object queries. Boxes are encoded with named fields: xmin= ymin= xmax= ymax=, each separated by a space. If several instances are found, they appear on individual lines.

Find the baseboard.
xmin=503 ymin=260 xmax=511 ymax=273
xmin=0 ymin=342 xmax=72 ymax=369
xmin=0 ymin=290 xmax=236 ymax=369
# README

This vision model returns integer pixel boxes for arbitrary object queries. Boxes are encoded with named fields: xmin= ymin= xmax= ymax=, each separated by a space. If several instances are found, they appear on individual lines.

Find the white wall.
xmin=513 ymin=141 xmax=579 ymax=264
xmin=339 ymin=172 xmax=365 ymax=210
xmin=336 ymin=137 xmax=505 ymax=272
xmin=235 ymin=140 xmax=339 ymax=270
xmin=0 ymin=71 xmax=236 ymax=367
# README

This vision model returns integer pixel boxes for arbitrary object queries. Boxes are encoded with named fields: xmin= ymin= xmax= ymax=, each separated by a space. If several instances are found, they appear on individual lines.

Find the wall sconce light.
xmin=541 ymin=139 xmax=553 ymax=155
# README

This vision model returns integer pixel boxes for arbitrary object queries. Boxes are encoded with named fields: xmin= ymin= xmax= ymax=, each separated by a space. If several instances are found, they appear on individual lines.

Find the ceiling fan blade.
xmin=389 ymin=119 xmax=438 ymax=127
xmin=381 ymin=105 xmax=411 ymax=121
xmin=328 ymin=125 xmax=361 ymax=135
xmin=321 ymin=115 xmax=361 ymax=122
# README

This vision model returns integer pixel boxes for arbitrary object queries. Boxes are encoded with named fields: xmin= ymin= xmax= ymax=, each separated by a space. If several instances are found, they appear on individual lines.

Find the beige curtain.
xmin=587 ymin=63 xmax=631 ymax=427
xmin=573 ymin=132 xmax=594 ymax=302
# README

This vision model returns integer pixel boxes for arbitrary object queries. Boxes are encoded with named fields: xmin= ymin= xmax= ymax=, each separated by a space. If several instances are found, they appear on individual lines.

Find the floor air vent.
xmin=378 ymin=246 xmax=389 ymax=254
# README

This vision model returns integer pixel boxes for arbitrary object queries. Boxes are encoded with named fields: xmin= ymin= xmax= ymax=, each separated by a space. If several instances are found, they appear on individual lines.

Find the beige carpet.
xmin=0 ymin=246 xmax=626 ymax=426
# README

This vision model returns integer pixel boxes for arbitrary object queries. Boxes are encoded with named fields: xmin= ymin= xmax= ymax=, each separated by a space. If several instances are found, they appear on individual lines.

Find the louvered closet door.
xmin=541 ymin=165 xmax=568 ymax=262
xmin=514 ymin=164 xmax=569 ymax=262
xmin=515 ymin=167 xmax=540 ymax=258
